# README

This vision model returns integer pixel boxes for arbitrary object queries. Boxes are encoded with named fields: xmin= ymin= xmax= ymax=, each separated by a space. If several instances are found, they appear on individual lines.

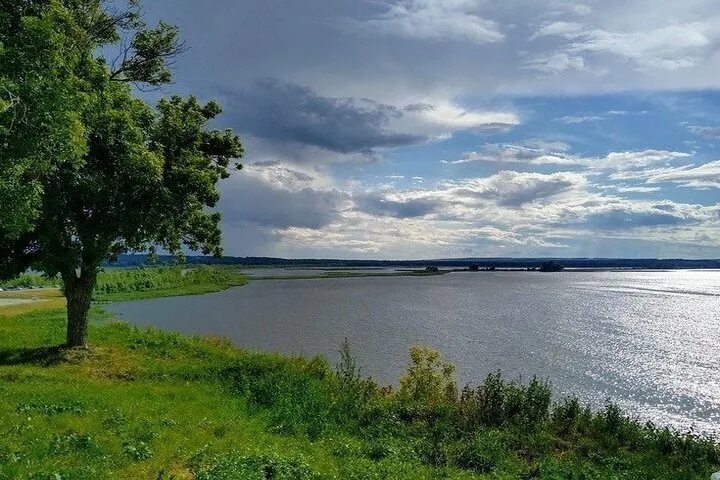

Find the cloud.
xmin=583 ymin=208 xmax=694 ymax=229
xmin=685 ymin=125 xmax=720 ymax=139
xmin=524 ymin=52 xmax=586 ymax=73
xmin=219 ymin=163 xmax=349 ymax=230
xmin=354 ymin=192 xmax=440 ymax=218
xmin=143 ymin=0 xmax=720 ymax=108
xmin=556 ymin=110 xmax=632 ymax=123
xmin=615 ymin=186 xmax=662 ymax=193
xmin=531 ymin=20 xmax=713 ymax=72
xmin=357 ymin=0 xmax=505 ymax=43
xmin=647 ymin=160 xmax=720 ymax=188
xmin=594 ymin=150 xmax=692 ymax=172
xmin=219 ymin=162 xmax=720 ymax=258
xmin=557 ymin=115 xmax=604 ymax=124
xmin=574 ymin=200 xmax=719 ymax=232
xmin=133 ymin=0 xmax=720 ymax=258
xmin=447 ymin=145 xmax=690 ymax=173
xmin=223 ymin=79 xmax=425 ymax=155
xmin=222 ymin=79 xmax=518 ymax=159
xmin=397 ymin=102 xmax=520 ymax=137
xmin=448 ymin=143 xmax=582 ymax=165
xmin=445 ymin=171 xmax=587 ymax=207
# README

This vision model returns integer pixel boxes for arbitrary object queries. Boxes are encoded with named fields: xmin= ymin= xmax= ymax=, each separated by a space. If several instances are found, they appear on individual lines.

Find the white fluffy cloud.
xmin=447 ymin=143 xmax=580 ymax=165
xmin=395 ymin=102 xmax=520 ymax=139
xmin=531 ymin=20 xmax=714 ymax=72
xmin=216 ymin=149 xmax=720 ymax=257
xmin=448 ymin=145 xmax=691 ymax=174
xmin=647 ymin=160 xmax=720 ymax=189
xmin=136 ymin=0 xmax=720 ymax=258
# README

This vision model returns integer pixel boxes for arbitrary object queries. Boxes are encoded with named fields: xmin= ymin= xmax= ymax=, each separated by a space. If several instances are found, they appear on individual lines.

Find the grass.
xmin=92 ymin=266 xmax=248 ymax=302
xmin=0 ymin=266 xmax=248 ymax=303
xmin=0 ymin=275 xmax=718 ymax=479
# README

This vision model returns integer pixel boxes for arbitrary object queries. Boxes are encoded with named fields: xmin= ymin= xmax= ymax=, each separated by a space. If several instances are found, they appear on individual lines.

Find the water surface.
xmin=107 ymin=270 xmax=720 ymax=435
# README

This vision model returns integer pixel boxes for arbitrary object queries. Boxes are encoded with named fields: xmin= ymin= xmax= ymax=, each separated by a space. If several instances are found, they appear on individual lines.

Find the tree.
xmin=539 ymin=261 xmax=564 ymax=272
xmin=0 ymin=1 xmax=243 ymax=347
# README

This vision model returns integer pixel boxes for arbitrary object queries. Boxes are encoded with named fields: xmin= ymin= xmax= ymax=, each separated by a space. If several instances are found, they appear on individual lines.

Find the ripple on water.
xmin=107 ymin=269 xmax=720 ymax=436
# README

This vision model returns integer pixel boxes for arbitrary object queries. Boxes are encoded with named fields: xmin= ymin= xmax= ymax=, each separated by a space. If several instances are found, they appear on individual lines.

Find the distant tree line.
xmin=110 ymin=254 xmax=720 ymax=270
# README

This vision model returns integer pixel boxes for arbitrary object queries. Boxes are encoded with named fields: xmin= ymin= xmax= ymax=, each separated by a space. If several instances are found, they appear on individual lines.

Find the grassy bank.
xmin=0 ymin=266 xmax=248 ymax=303
xmin=0 ymin=289 xmax=718 ymax=478
xmin=92 ymin=266 xmax=248 ymax=302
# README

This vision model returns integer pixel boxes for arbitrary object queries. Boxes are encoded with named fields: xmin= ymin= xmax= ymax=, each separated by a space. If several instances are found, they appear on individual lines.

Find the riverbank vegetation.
xmin=0 ymin=266 xmax=247 ymax=303
xmin=92 ymin=266 xmax=248 ymax=302
xmin=0 ymin=301 xmax=717 ymax=479
xmin=0 ymin=0 xmax=243 ymax=347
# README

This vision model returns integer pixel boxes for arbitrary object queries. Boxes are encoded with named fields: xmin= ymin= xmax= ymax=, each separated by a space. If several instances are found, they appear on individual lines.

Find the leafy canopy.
xmin=0 ymin=0 xmax=243 ymax=281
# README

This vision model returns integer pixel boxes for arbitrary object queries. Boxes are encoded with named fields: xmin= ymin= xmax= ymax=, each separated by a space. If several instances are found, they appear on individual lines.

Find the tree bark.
xmin=63 ymin=268 xmax=98 ymax=348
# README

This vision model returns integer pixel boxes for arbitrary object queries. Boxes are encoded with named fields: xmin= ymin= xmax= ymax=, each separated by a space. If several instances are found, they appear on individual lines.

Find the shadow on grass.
xmin=0 ymin=345 xmax=66 ymax=366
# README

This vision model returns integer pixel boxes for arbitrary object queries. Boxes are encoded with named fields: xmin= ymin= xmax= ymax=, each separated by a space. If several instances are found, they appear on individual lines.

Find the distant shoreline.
xmin=108 ymin=254 xmax=720 ymax=271
xmin=248 ymin=266 xmax=720 ymax=281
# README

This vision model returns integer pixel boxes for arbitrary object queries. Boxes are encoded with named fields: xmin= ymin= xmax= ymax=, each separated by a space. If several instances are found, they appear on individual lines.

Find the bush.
xmin=450 ymin=429 xmax=514 ymax=473
xmin=335 ymin=338 xmax=377 ymax=424
xmin=398 ymin=346 xmax=457 ymax=407
xmin=224 ymin=354 xmax=335 ymax=439
xmin=50 ymin=431 xmax=96 ymax=454
xmin=458 ymin=372 xmax=551 ymax=430
xmin=0 ymin=273 xmax=58 ymax=289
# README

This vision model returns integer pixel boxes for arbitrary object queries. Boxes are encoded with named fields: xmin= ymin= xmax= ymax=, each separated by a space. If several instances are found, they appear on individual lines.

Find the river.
xmin=106 ymin=269 xmax=720 ymax=436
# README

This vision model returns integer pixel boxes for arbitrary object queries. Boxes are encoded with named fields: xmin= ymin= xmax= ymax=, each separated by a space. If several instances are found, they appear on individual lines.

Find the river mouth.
xmin=106 ymin=269 xmax=720 ymax=436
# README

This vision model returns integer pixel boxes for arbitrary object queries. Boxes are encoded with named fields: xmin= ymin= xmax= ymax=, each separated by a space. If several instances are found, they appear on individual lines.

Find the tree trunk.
xmin=63 ymin=268 xmax=98 ymax=348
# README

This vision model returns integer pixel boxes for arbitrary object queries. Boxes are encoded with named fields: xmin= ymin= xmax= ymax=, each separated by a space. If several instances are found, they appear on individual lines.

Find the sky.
xmin=139 ymin=0 xmax=720 ymax=259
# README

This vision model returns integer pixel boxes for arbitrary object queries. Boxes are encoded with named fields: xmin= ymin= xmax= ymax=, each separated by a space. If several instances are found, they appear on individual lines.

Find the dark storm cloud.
xmin=584 ymin=209 xmax=694 ymax=228
xmin=354 ymin=193 xmax=439 ymax=218
xmin=219 ymin=173 xmax=347 ymax=230
xmin=451 ymin=171 xmax=584 ymax=207
xmin=221 ymin=79 xmax=427 ymax=154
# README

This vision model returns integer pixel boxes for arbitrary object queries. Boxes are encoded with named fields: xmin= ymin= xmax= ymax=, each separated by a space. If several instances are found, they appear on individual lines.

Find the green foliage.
xmin=122 ymin=441 xmax=153 ymax=461
xmin=458 ymin=372 xmax=552 ymax=429
xmin=0 ymin=0 xmax=244 ymax=347
xmin=399 ymin=346 xmax=457 ymax=407
xmin=17 ymin=400 xmax=85 ymax=416
xmin=335 ymin=338 xmax=377 ymax=423
xmin=0 ymin=0 xmax=88 ymax=238
xmin=93 ymin=266 xmax=247 ymax=301
xmin=449 ymin=430 xmax=519 ymax=474
xmin=0 ymin=266 xmax=246 ymax=301
xmin=225 ymin=354 xmax=336 ymax=439
xmin=192 ymin=452 xmax=321 ymax=480
xmin=50 ymin=431 xmax=96 ymax=454
xmin=0 ymin=273 xmax=59 ymax=289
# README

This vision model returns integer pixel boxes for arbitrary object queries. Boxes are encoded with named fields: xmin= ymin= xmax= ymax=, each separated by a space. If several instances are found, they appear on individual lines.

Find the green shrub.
xmin=0 ymin=266 xmax=245 ymax=300
xmin=0 ymin=273 xmax=59 ymax=289
xmin=398 ymin=346 xmax=457 ymax=407
xmin=123 ymin=441 xmax=153 ymax=461
xmin=50 ymin=431 xmax=96 ymax=454
xmin=93 ymin=266 xmax=243 ymax=298
xmin=450 ymin=429 xmax=514 ymax=473
xmin=552 ymin=397 xmax=593 ymax=435
xmin=224 ymin=354 xmax=335 ymax=439
xmin=335 ymin=338 xmax=378 ymax=424
xmin=458 ymin=372 xmax=551 ymax=430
